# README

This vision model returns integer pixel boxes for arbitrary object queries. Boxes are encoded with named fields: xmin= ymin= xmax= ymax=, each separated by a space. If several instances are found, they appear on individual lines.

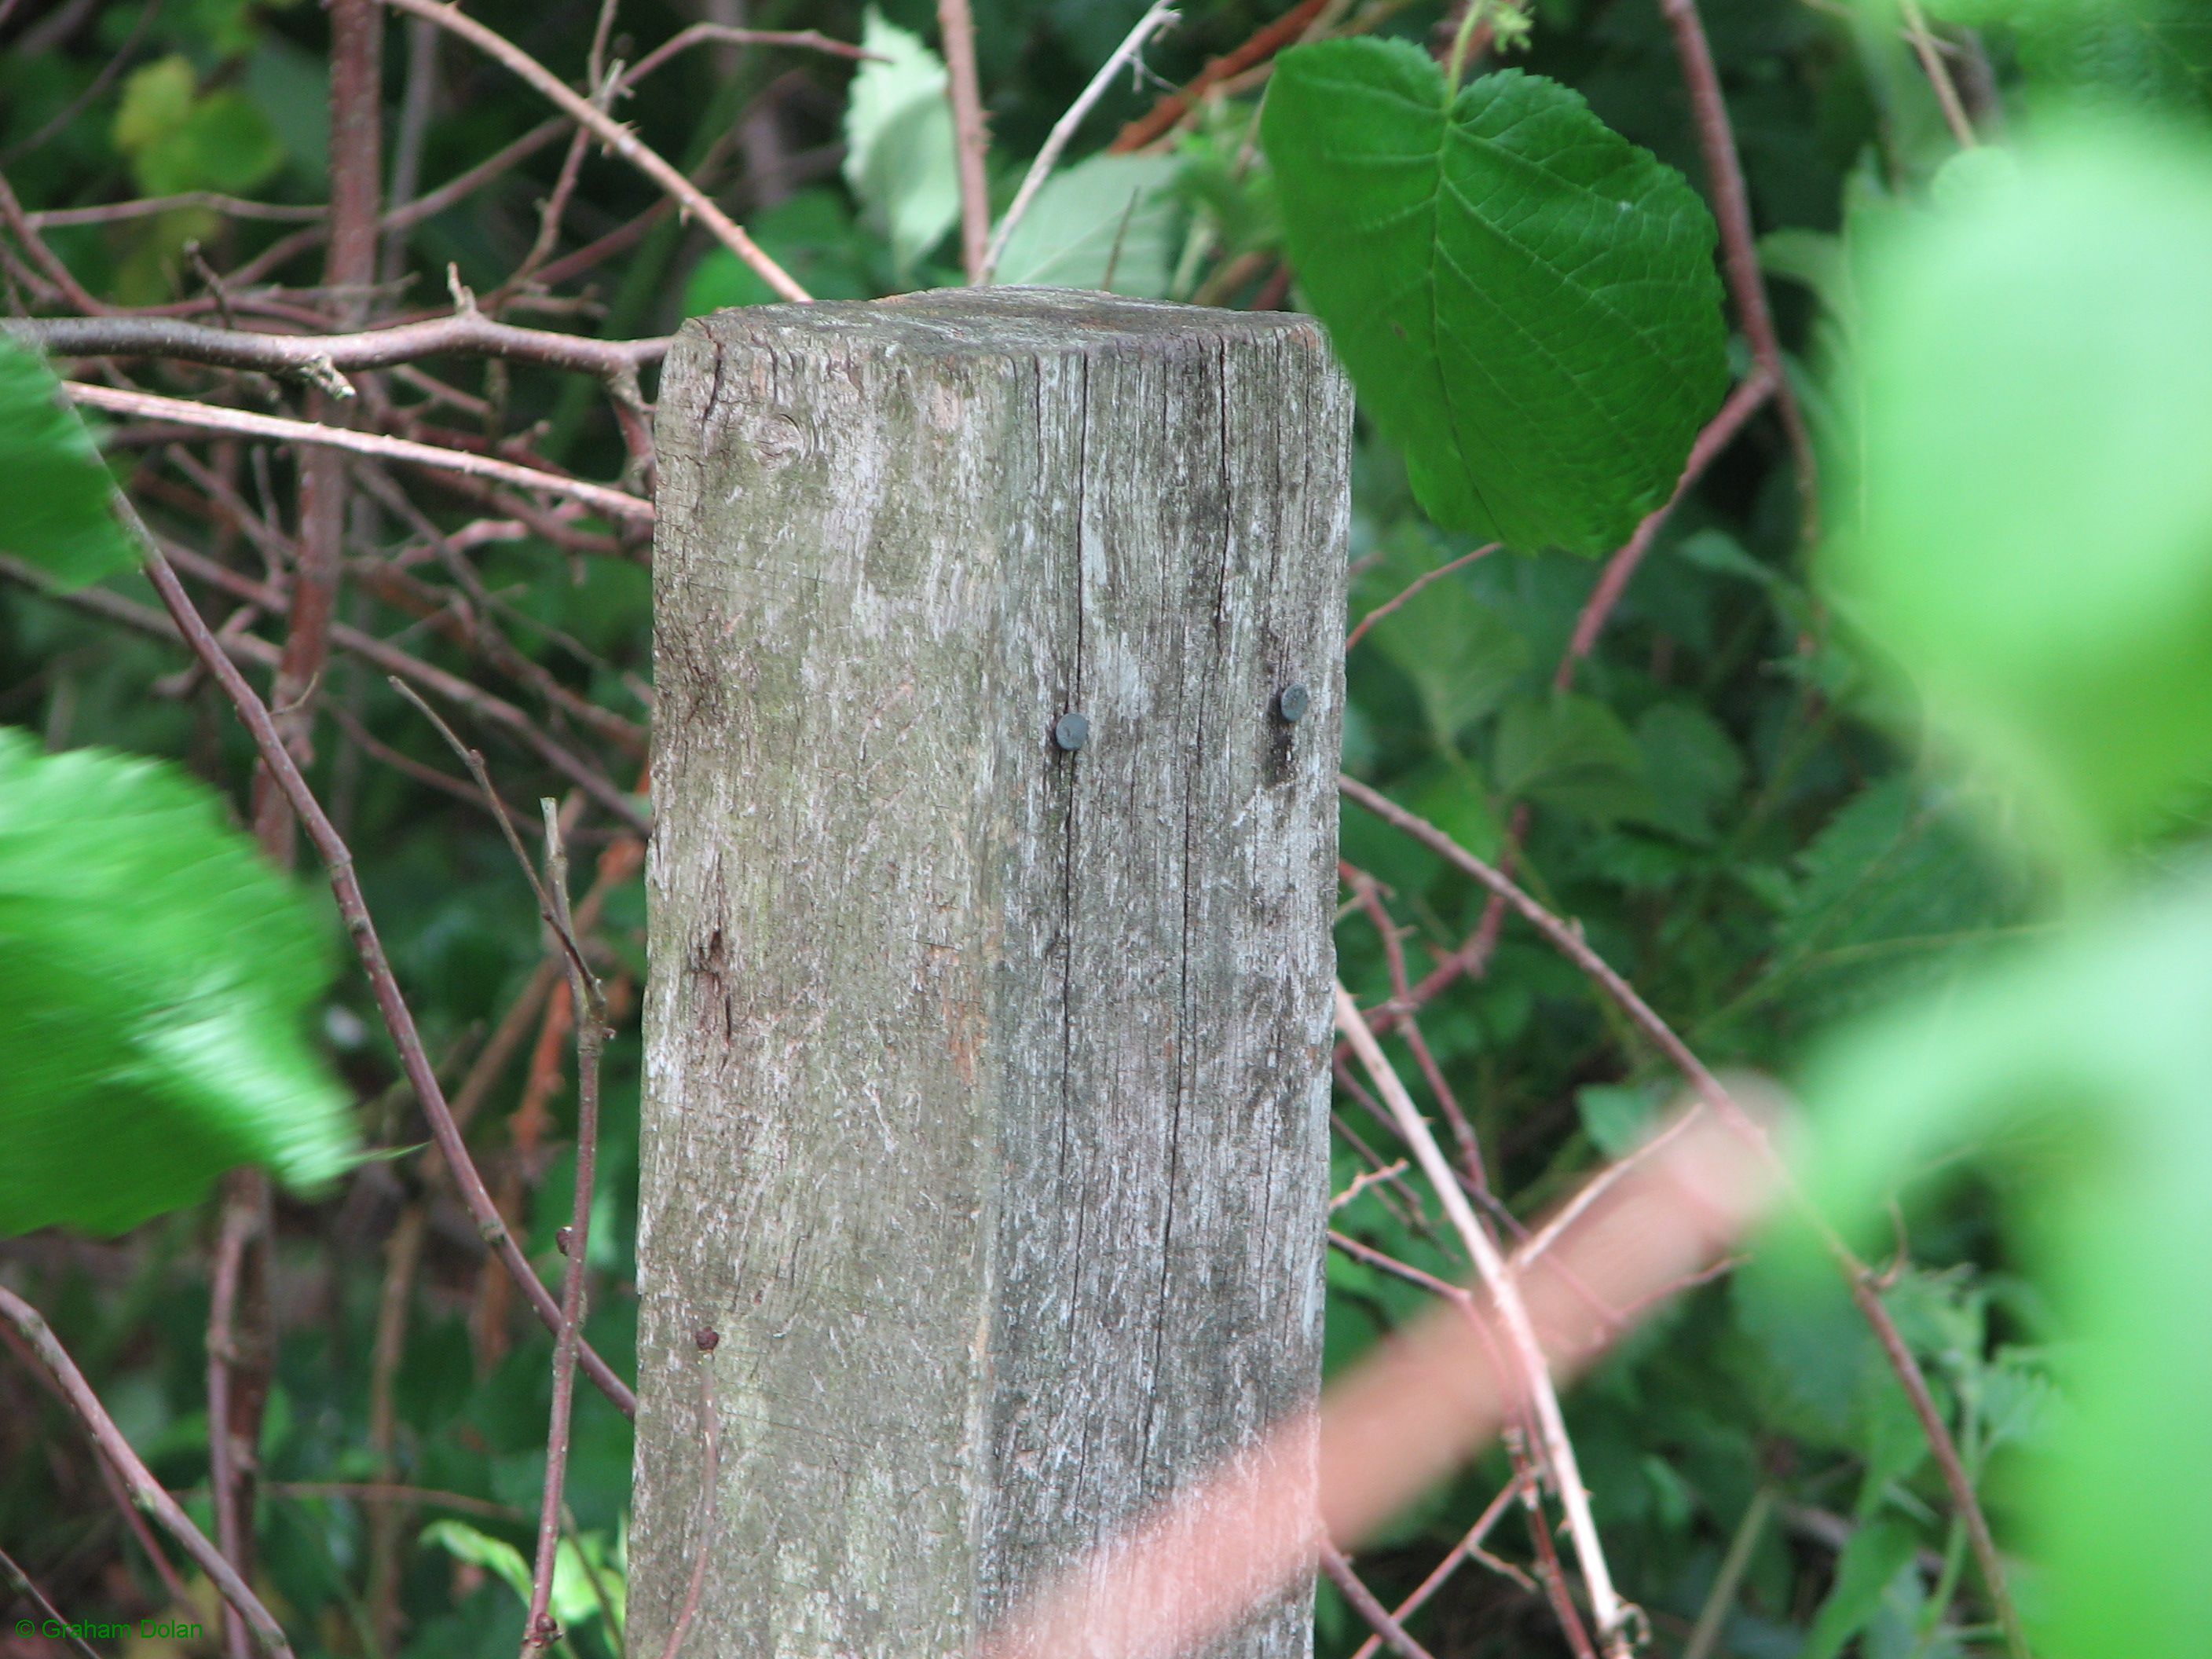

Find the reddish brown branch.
xmin=131 ymin=526 xmax=638 ymax=1419
xmin=1320 ymin=1541 xmax=1439 ymax=1659
xmin=1111 ymin=0 xmax=1331 ymax=152
xmin=936 ymin=0 xmax=992 ymax=282
xmin=63 ymin=383 xmax=652 ymax=527
xmin=0 ymin=1285 xmax=296 ymax=1659
xmin=1656 ymin=0 xmax=1815 ymax=517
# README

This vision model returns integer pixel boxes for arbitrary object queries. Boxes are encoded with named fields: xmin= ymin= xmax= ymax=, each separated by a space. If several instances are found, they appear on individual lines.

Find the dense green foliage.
xmin=4 ymin=1 xmax=2210 ymax=1657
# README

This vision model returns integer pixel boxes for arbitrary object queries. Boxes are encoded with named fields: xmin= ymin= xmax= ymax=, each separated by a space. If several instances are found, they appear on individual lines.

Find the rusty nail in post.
xmin=1277 ymin=683 xmax=1310 ymax=723
xmin=1053 ymin=712 xmax=1090 ymax=752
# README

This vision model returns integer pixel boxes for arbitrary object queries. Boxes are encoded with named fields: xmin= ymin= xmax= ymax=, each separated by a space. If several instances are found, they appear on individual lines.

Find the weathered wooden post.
xmin=631 ymin=288 xmax=1350 ymax=1659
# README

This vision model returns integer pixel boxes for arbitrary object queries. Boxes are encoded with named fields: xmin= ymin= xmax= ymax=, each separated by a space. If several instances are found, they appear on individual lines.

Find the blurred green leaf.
xmin=1800 ymin=860 xmax=2212 ymax=1655
xmin=1494 ymin=693 xmax=1656 ymax=826
xmin=683 ymin=190 xmax=877 ymax=315
xmin=0 ymin=729 xmax=355 ymax=1236
xmin=1825 ymin=112 xmax=2212 ymax=854
xmin=419 ymin=1520 xmax=624 ymax=1635
xmin=112 ymin=56 xmax=282 ymax=195
xmin=1262 ymin=43 xmax=1729 ymax=553
xmin=0 ymin=340 xmax=136 ymax=588
xmin=994 ymin=154 xmax=1179 ymax=295
xmin=1798 ymin=1517 xmax=1921 ymax=1659
xmin=843 ymin=9 xmax=961 ymax=276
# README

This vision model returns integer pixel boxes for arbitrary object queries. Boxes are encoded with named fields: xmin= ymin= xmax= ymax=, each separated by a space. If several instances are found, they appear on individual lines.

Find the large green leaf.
xmin=0 ymin=730 xmax=355 ymax=1236
xmin=842 ymin=9 xmax=961 ymax=277
xmin=0 ymin=339 xmax=137 ymax=589
xmin=1262 ymin=42 xmax=1729 ymax=555
xmin=1823 ymin=112 xmax=2212 ymax=855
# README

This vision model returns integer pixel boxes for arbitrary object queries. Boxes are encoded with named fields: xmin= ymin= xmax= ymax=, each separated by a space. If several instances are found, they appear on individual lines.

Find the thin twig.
xmin=1320 ymin=1540 xmax=1439 ymax=1659
xmin=1335 ymin=775 xmax=2031 ymax=1659
xmin=1345 ymin=1479 xmax=1534 ymax=1659
xmin=620 ymin=24 xmax=877 ymax=85
xmin=378 ymin=0 xmax=810 ymax=302
xmin=1896 ymin=0 xmax=1978 ymax=148
xmin=64 ymin=383 xmax=651 ymax=525
xmin=0 ymin=1540 xmax=103 ymax=1659
xmin=1112 ymin=0 xmax=1328 ymax=151
xmin=936 ymin=0 xmax=992 ymax=281
xmin=981 ymin=3 xmax=1179 ymax=282
xmin=1344 ymin=542 xmax=1500 ymax=652
xmin=521 ymin=801 xmax=608 ymax=1658
xmin=1655 ymin=0 xmax=1816 ymax=522
xmin=0 ymin=1286 xmax=297 ymax=1659
xmin=1683 ymin=1487 xmax=1771 ymax=1659
xmin=133 ymin=526 xmax=637 ymax=1419
xmin=20 ymin=194 xmax=327 ymax=229
xmin=1335 ymin=986 xmax=1635 ymax=1657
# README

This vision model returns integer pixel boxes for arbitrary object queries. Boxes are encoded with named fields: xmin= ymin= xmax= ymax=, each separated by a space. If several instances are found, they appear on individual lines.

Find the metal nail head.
xmin=1277 ymin=683 xmax=1310 ymax=723
xmin=1053 ymin=712 xmax=1090 ymax=752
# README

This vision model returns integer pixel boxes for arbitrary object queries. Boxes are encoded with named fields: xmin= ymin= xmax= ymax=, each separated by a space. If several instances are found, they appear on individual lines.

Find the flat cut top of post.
xmin=695 ymin=284 xmax=1328 ymax=359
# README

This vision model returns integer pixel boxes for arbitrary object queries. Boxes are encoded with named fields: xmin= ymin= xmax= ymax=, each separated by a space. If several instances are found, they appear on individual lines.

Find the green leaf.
xmin=1493 ymin=692 xmax=1656 ymax=826
xmin=1798 ymin=1518 xmax=1921 ymax=1659
xmin=1797 ymin=862 xmax=2212 ymax=1655
xmin=419 ymin=1518 xmax=622 ymax=1632
xmin=842 ymin=9 xmax=961 ymax=276
xmin=113 ymin=56 xmax=196 ymax=156
xmin=112 ymin=57 xmax=283 ymax=196
xmin=683 ymin=190 xmax=877 ymax=315
xmin=0 ymin=340 xmax=137 ymax=588
xmin=1823 ymin=112 xmax=2212 ymax=855
xmin=994 ymin=154 xmax=1180 ymax=295
xmin=1262 ymin=42 xmax=1730 ymax=554
xmin=0 ymin=729 xmax=355 ymax=1236
xmin=1635 ymin=701 xmax=1745 ymax=842
xmin=1577 ymin=1082 xmax=1661 ymax=1157
xmin=1767 ymin=778 xmax=2016 ymax=1020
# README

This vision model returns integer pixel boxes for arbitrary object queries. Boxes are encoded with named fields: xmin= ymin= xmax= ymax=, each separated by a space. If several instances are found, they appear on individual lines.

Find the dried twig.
xmin=1345 ymin=1478 xmax=1534 ymax=1659
xmin=1335 ymin=985 xmax=1636 ymax=1657
xmin=0 ymin=1285 xmax=296 ymax=1659
xmin=1898 ymin=0 xmax=1978 ymax=150
xmin=980 ymin=2 xmax=1179 ymax=283
xmin=9 ymin=313 xmax=666 ymax=381
xmin=64 ymin=383 xmax=651 ymax=526
xmin=379 ymin=0 xmax=811 ymax=302
xmin=0 ymin=1540 xmax=103 ymax=1659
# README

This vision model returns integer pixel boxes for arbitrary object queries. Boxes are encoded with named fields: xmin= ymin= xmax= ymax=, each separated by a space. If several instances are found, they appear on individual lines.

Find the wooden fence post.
xmin=631 ymin=288 xmax=1351 ymax=1659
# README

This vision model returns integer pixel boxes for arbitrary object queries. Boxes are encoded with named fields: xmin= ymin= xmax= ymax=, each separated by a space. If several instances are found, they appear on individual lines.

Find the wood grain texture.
xmin=633 ymin=287 xmax=1350 ymax=1659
